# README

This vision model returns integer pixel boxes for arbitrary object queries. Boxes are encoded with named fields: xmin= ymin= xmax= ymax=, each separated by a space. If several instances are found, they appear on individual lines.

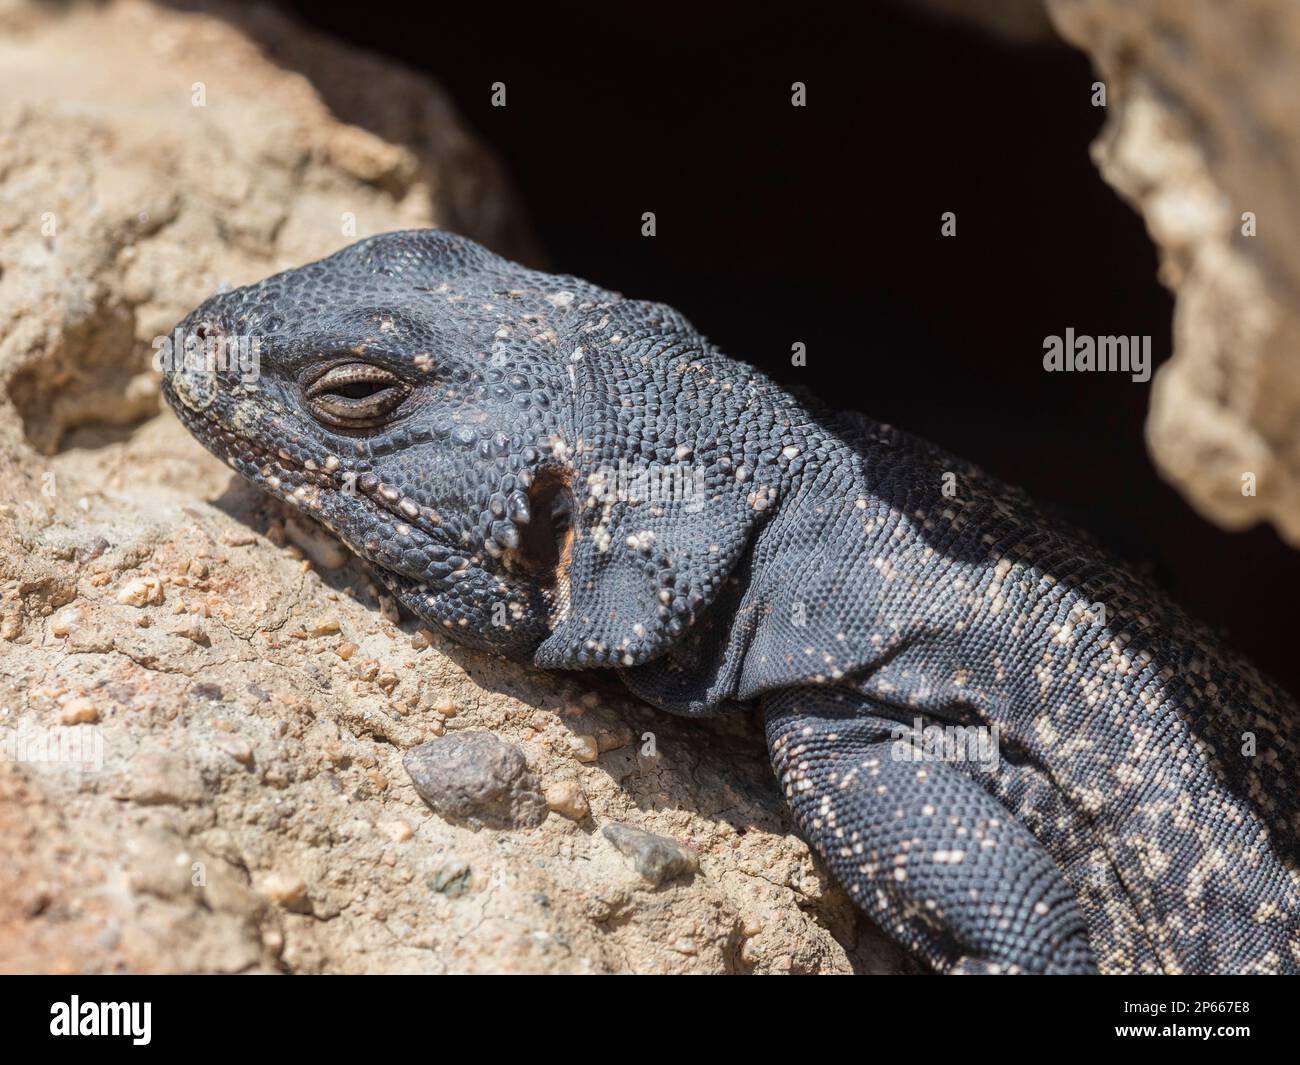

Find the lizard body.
xmin=163 ymin=230 xmax=1300 ymax=974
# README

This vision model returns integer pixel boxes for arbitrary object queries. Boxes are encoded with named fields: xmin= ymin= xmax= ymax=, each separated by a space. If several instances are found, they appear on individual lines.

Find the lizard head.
xmin=161 ymin=230 xmax=612 ymax=659
xmin=163 ymin=229 xmax=785 ymax=685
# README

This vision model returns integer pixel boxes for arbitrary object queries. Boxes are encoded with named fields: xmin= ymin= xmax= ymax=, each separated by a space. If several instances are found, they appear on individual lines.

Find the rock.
xmin=378 ymin=819 xmax=413 ymax=843
xmin=126 ymin=831 xmax=195 ymax=900
xmin=566 ymin=734 xmax=600 ymax=763
xmin=168 ymin=620 xmax=209 ymax=645
xmin=429 ymin=693 xmax=458 ymax=717
xmin=427 ymin=858 xmax=472 ymax=897
xmin=308 ymin=614 xmax=342 ymax=637
xmin=257 ymin=872 xmax=309 ymax=910
xmin=214 ymin=735 xmax=254 ymax=766
xmin=403 ymin=732 xmax=547 ymax=830
xmin=1047 ymin=0 xmax=1300 ymax=546
xmin=201 ymin=864 xmax=265 ymax=919
xmin=285 ymin=517 xmax=352 ymax=572
xmin=0 ymin=0 xmax=910 ymax=976
xmin=116 ymin=577 xmax=164 ymax=607
xmin=602 ymin=823 xmax=699 ymax=886
xmin=49 ymin=607 xmax=84 ymax=638
xmin=544 ymin=780 xmax=589 ymax=821
xmin=119 ymin=749 xmax=205 ymax=806
xmin=59 ymin=697 xmax=99 ymax=725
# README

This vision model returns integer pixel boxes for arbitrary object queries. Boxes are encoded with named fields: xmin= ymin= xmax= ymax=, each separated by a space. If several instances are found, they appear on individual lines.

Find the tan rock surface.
xmin=0 ymin=0 xmax=909 ymax=974
xmin=1048 ymin=0 xmax=1300 ymax=545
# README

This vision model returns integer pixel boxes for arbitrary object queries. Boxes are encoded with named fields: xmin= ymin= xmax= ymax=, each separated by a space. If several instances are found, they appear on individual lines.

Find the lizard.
xmin=161 ymin=229 xmax=1300 ymax=975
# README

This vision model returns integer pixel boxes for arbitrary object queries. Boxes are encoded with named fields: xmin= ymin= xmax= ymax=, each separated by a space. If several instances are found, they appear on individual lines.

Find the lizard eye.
xmin=306 ymin=363 xmax=410 ymax=427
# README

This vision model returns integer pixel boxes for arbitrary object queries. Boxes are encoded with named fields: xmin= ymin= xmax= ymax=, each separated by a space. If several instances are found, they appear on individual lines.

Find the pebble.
xmin=59 ymin=697 xmax=99 ymax=724
xmin=602 ymin=823 xmax=698 ymax=886
xmin=428 ymin=858 xmax=471 ymax=897
xmin=402 ymin=731 xmax=547 ymax=829
xmin=50 ymin=606 xmax=83 ymax=637
xmin=379 ymin=819 xmax=413 ymax=843
xmin=429 ymin=693 xmax=457 ymax=717
xmin=169 ymin=620 xmax=209 ymax=644
xmin=567 ymin=734 xmax=600 ymax=763
xmin=117 ymin=576 xmax=165 ymax=607
xmin=215 ymin=735 xmax=254 ymax=765
xmin=544 ymin=780 xmax=589 ymax=820
xmin=257 ymin=872 xmax=308 ymax=908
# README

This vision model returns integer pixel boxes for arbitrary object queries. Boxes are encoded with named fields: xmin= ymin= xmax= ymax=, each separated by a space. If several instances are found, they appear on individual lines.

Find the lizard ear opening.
xmin=532 ymin=461 xmax=768 ymax=682
xmin=505 ymin=467 xmax=575 ymax=584
xmin=528 ymin=313 xmax=774 ymax=701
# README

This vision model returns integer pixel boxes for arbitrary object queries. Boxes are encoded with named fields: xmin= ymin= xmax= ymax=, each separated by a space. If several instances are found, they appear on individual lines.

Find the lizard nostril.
xmin=506 ymin=467 xmax=574 ymax=584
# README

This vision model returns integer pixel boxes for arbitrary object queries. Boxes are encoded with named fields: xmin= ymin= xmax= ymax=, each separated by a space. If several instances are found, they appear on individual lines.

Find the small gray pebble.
xmin=403 ymin=731 xmax=546 ymax=829
xmin=427 ymin=858 xmax=472 ymax=897
xmin=602 ymin=823 xmax=698 ymax=885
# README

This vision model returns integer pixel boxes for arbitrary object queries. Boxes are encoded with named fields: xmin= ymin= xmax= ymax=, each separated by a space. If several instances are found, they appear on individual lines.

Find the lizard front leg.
xmin=763 ymin=687 xmax=1097 ymax=974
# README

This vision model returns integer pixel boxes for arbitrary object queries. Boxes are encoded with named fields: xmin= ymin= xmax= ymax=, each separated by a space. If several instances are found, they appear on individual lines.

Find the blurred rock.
xmin=908 ymin=0 xmax=1059 ymax=43
xmin=1049 ymin=0 xmax=1300 ymax=546
xmin=602 ymin=823 xmax=698 ymax=886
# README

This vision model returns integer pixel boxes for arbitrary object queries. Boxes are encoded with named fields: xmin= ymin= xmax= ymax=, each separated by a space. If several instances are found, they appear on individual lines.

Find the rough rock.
xmin=0 ymin=0 xmax=913 ymax=974
xmin=1047 ymin=0 xmax=1300 ymax=546
xmin=403 ymin=732 xmax=547 ymax=830
xmin=602 ymin=824 xmax=699 ymax=887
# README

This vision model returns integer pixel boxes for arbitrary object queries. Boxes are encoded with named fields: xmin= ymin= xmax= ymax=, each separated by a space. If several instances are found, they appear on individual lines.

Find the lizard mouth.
xmin=167 ymin=395 xmax=456 ymax=571
xmin=168 ymin=388 xmax=570 ymax=603
xmin=165 ymin=387 xmax=330 ymax=490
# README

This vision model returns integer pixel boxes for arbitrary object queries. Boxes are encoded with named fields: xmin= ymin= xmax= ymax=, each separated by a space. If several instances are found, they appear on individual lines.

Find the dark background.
xmin=281 ymin=0 xmax=1299 ymax=695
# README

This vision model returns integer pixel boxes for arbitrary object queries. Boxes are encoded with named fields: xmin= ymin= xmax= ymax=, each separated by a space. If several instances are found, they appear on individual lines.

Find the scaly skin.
xmin=162 ymin=230 xmax=1300 ymax=974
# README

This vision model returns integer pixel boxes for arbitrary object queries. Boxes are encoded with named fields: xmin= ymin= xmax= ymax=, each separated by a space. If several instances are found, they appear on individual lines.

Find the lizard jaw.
xmin=166 ymin=381 xmax=576 ymax=637
xmin=166 ymin=391 xmax=468 ymax=582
